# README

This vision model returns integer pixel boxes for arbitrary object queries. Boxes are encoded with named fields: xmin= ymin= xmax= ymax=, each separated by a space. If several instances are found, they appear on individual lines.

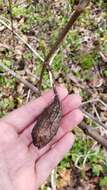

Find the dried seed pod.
xmin=31 ymin=94 xmax=62 ymax=149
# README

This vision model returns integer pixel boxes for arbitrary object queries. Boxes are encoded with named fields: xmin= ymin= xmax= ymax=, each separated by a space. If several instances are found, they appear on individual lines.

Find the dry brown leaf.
xmin=31 ymin=94 xmax=62 ymax=149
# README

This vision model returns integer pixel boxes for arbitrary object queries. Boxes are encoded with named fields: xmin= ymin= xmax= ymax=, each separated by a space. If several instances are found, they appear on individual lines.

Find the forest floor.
xmin=0 ymin=0 xmax=107 ymax=189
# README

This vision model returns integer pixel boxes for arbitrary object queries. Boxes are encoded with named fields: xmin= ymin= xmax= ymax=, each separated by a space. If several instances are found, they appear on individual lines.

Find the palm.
xmin=0 ymin=86 xmax=83 ymax=190
xmin=0 ymin=121 xmax=37 ymax=190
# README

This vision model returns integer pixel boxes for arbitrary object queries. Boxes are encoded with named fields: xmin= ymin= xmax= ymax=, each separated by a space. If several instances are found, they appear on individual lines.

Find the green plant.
xmin=103 ymin=70 xmax=107 ymax=77
xmin=0 ymin=0 xmax=3 ymax=6
xmin=12 ymin=6 xmax=27 ymax=17
xmin=92 ymin=164 xmax=103 ymax=176
xmin=52 ymin=53 xmax=62 ymax=72
xmin=58 ymin=154 xmax=71 ymax=170
xmin=79 ymin=53 xmax=95 ymax=70
xmin=0 ymin=1 xmax=107 ymax=189
xmin=100 ymin=177 xmax=107 ymax=187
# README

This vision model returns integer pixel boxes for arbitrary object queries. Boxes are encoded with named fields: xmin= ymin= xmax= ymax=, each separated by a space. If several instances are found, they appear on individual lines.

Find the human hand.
xmin=0 ymin=86 xmax=83 ymax=190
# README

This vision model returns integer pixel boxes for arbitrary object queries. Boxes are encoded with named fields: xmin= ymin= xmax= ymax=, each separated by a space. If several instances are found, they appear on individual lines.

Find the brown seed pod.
xmin=31 ymin=94 xmax=62 ymax=149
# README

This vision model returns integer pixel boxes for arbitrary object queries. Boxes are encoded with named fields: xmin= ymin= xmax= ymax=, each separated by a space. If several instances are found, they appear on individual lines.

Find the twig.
xmin=0 ymin=62 xmax=40 ymax=95
xmin=80 ymin=107 xmax=107 ymax=130
xmin=81 ymin=98 xmax=107 ymax=109
xmin=1 ymin=62 xmax=107 ymax=147
xmin=1 ymin=3 xmax=107 ymax=149
xmin=0 ymin=15 xmax=12 ymax=23
xmin=0 ymin=18 xmax=44 ymax=62
xmin=93 ymin=104 xmax=101 ymax=123
xmin=0 ymin=16 xmax=59 ymax=88
xmin=99 ymin=51 xmax=107 ymax=63
xmin=51 ymin=169 xmax=57 ymax=190
xmin=80 ymin=122 xmax=107 ymax=149
xmin=92 ymin=104 xmax=105 ymax=136
xmin=1 ymin=63 xmax=107 ymax=149
xmin=75 ymin=155 xmax=83 ymax=170
xmin=0 ymin=17 xmax=60 ymax=93
xmin=8 ymin=0 xmax=15 ymax=49
xmin=26 ymin=89 xmax=31 ymax=103
xmin=49 ymin=49 xmax=59 ymax=87
xmin=98 ymin=99 xmax=107 ymax=109
xmin=38 ymin=0 xmax=90 ymax=89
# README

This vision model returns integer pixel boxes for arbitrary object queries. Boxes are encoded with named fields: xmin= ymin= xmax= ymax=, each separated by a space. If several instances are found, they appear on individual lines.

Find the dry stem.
xmin=0 ymin=62 xmax=40 ymax=95
xmin=80 ymin=122 xmax=107 ymax=149
xmin=8 ymin=0 xmax=15 ymax=49
xmin=0 ymin=17 xmax=44 ymax=62
xmin=1 ymin=61 xmax=107 ymax=149
xmin=39 ymin=0 xmax=90 ymax=89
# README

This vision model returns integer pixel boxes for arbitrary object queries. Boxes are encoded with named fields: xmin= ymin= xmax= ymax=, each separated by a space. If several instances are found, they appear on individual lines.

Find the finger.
xmin=62 ymin=94 xmax=82 ymax=116
xmin=2 ymin=85 xmax=68 ymax=133
xmin=61 ymin=109 xmax=83 ymax=132
xmin=35 ymin=133 xmax=75 ymax=187
xmin=22 ymin=109 xmax=83 ymax=147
